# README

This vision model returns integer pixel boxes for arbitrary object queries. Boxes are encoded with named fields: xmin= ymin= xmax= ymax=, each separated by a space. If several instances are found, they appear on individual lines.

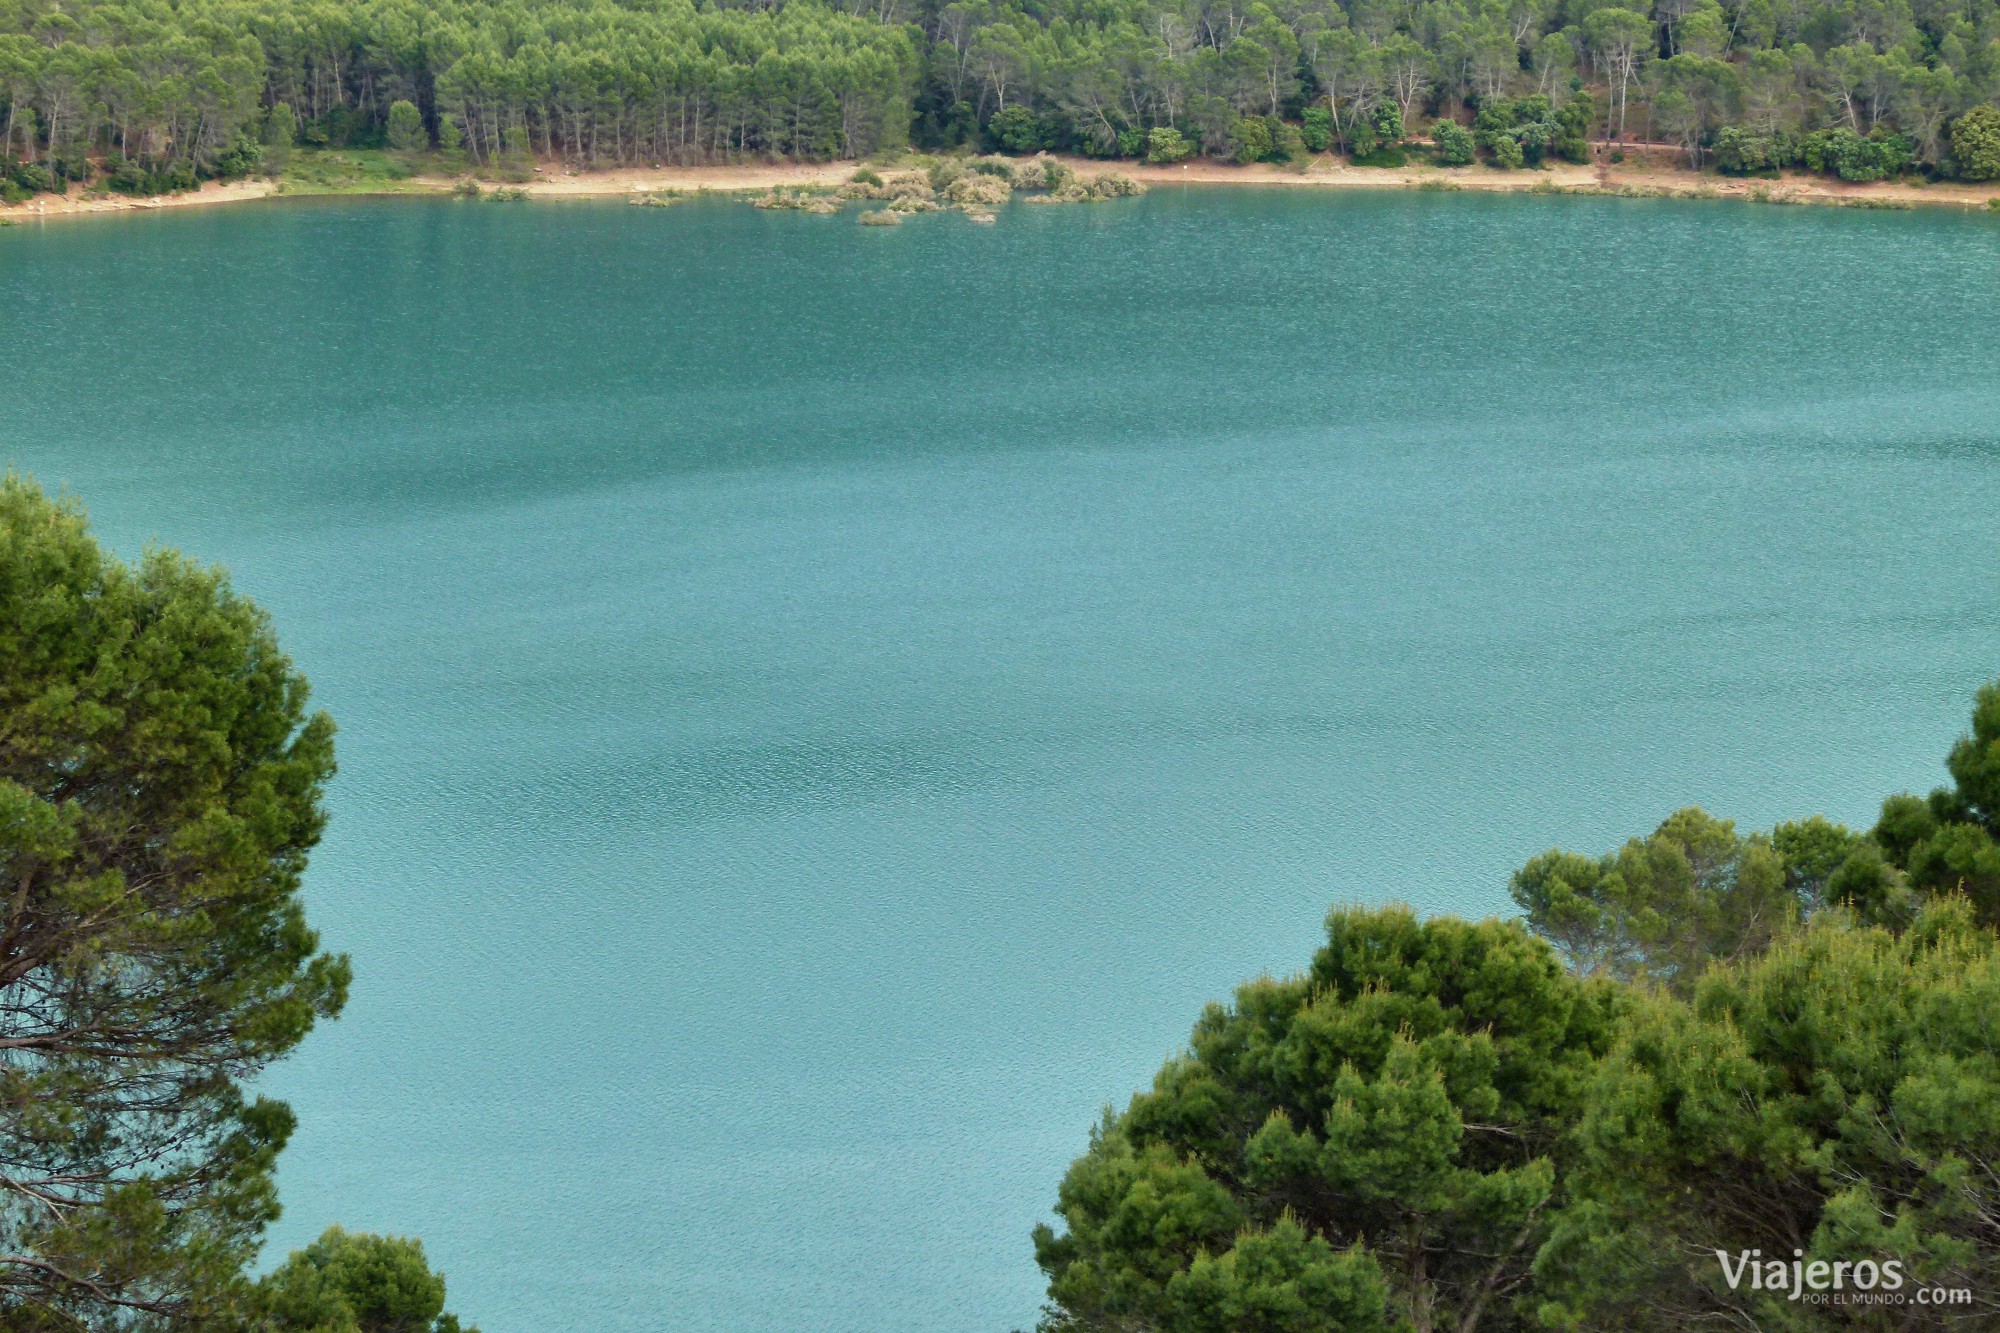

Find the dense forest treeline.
xmin=3 ymin=0 xmax=2000 ymax=196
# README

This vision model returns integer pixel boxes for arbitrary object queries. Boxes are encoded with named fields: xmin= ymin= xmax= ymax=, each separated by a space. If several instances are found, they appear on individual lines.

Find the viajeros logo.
xmin=1715 ymin=1249 xmax=1971 ymax=1307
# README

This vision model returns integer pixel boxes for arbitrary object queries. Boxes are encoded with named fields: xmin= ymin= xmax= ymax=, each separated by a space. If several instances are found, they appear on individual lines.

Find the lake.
xmin=4 ymin=187 xmax=1999 ymax=1333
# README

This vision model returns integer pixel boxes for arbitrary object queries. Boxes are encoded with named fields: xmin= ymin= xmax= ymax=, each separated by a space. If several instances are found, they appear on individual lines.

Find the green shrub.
xmin=1713 ymin=126 xmax=1779 ymax=175
xmin=1953 ymin=105 xmax=2000 ymax=181
xmin=386 ymin=99 xmax=426 ymax=152
xmin=1369 ymin=101 xmax=1403 ymax=148
xmin=1272 ymin=120 xmax=1306 ymax=162
xmin=1514 ymin=119 xmax=1552 ymax=163
xmin=1346 ymin=103 xmax=1409 ymax=161
xmin=1491 ymin=134 xmax=1525 ymax=169
xmin=9 ymin=161 xmax=56 ymax=194
xmin=1145 ymin=126 xmax=1192 ymax=164
xmin=1430 ymin=120 xmax=1475 ymax=166
xmin=1801 ymin=127 xmax=1911 ymax=182
xmin=210 ymin=135 xmax=262 ymax=180
xmin=1224 ymin=115 xmax=1304 ymax=164
xmin=1553 ymin=98 xmax=1592 ymax=163
xmin=987 ymin=105 xmax=1041 ymax=154
xmin=1229 ymin=115 xmax=1273 ymax=164
xmin=1301 ymin=106 xmax=1333 ymax=152
xmin=104 ymin=157 xmax=146 ymax=194
xmin=103 ymin=157 xmax=201 ymax=196
xmin=1475 ymin=96 xmax=1559 ymax=166
xmin=1852 ymin=129 xmax=1911 ymax=180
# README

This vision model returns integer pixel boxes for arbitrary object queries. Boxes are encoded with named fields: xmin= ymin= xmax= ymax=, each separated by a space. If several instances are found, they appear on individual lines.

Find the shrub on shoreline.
xmin=1022 ymin=170 xmax=1144 ymax=203
xmin=754 ymin=187 xmax=839 ymax=214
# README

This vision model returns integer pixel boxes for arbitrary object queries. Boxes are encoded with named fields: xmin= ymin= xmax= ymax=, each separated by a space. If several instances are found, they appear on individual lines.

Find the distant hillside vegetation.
xmin=2 ymin=0 xmax=1997 ymax=196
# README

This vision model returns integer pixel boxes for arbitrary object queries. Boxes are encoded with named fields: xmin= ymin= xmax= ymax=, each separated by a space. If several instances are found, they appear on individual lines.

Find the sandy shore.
xmin=6 ymin=150 xmax=1998 ymax=222
xmin=1123 ymin=153 xmax=2000 ymax=208
xmin=3 ymin=176 xmax=283 ymax=218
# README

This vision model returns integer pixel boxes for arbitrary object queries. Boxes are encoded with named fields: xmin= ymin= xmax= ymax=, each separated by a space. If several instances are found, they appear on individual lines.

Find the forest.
xmin=2 ymin=0 xmax=1999 ymax=197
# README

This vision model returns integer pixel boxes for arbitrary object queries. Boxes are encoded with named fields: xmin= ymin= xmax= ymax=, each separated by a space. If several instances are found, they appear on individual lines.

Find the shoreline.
xmin=7 ymin=151 xmax=1998 ymax=223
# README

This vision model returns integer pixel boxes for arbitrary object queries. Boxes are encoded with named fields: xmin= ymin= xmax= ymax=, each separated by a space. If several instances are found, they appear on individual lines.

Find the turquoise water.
xmin=4 ymin=189 xmax=2000 ymax=1332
